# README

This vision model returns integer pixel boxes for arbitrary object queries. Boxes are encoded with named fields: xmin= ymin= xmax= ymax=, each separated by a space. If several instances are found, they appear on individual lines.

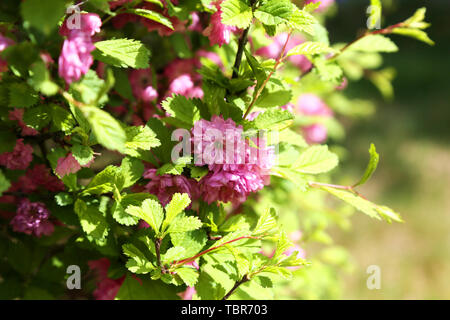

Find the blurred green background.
xmin=326 ymin=0 xmax=450 ymax=299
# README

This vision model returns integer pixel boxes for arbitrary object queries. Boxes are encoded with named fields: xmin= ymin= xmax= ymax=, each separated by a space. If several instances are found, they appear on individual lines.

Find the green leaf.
xmin=0 ymin=170 xmax=11 ymax=197
xmin=124 ymin=125 xmax=161 ymax=158
xmin=170 ymin=230 xmax=208 ymax=259
xmin=287 ymin=6 xmax=317 ymax=35
xmin=71 ymin=144 xmax=94 ymax=166
xmin=28 ymin=61 xmax=59 ymax=96
xmin=221 ymin=0 xmax=253 ymax=29
xmin=176 ymin=267 xmax=199 ymax=287
xmin=23 ymin=105 xmax=51 ymax=130
xmin=126 ymin=199 xmax=164 ymax=234
xmin=253 ymin=207 xmax=277 ymax=235
xmin=161 ymin=94 xmax=200 ymax=127
xmin=74 ymin=199 xmax=109 ymax=241
xmin=115 ymin=274 xmax=180 ymax=300
xmin=120 ymin=156 xmax=144 ymax=189
xmin=127 ymin=8 xmax=174 ymax=30
xmin=50 ymin=105 xmax=76 ymax=133
xmin=286 ymin=41 xmax=336 ymax=57
xmin=112 ymin=193 xmax=155 ymax=226
xmin=166 ymin=214 xmax=202 ymax=234
xmin=20 ymin=0 xmax=67 ymax=35
xmin=157 ymin=156 xmax=191 ymax=176
xmin=54 ymin=192 xmax=73 ymax=206
xmin=162 ymin=193 xmax=191 ymax=231
xmin=93 ymin=39 xmax=151 ymax=69
xmin=346 ymin=34 xmax=398 ymax=53
xmin=292 ymin=145 xmax=339 ymax=174
xmin=252 ymin=108 xmax=294 ymax=131
xmin=354 ymin=143 xmax=379 ymax=187
xmin=254 ymin=0 xmax=293 ymax=26
xmin=71 ymin=70 xmax=109 ymax=105
xmin=271 ymin=129 xmax=307 ymax=148
xmin=391 ymin=28 xmax=434 ymax=46
xmin=162 ymin=246 xmax=185 ymax=264
xmin=82 ymin=106 xmax=127 ymax=153
xmin=320 ymin=186 xmax=403 ymax=223
xmin=271 ymin=166 xmax=308 ymax=191
xmin=123 ymin=243 xmax=155 ymax=274
xmin=9 ymin=83 xmax=39 ymax=108
xmin=82 ymin=165 xmax=124 ymax=196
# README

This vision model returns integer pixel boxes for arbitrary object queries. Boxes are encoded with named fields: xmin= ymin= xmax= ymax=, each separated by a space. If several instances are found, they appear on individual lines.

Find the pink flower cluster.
xmin=0 ymin=139 xmax=33 ymax=170
xmin=9 ymin=109 xmax=39 ymax=136
xmin=203 ymin=0 xmax=238 ymax=47
xmin=58 ymin=13 xmax=102 ymax=84
xmin=142 ymin=168 xmax=198 ymax=206
xmin=192 ymin=116 xmax=274 ymax=205
xmin=163 ymin=57 xmax=204 ymax=99
xmin=9 ymin=164 xmax=65 ymax=194
xmin=256 ymin=33 xmax=312 ymax=73
xmin=10 ymin=199 xmax=54 ymax=237
xmin=295 ymin=94 xmax=333 ymax=144
xmin=88 ymin=258 xmax=125 ymax=300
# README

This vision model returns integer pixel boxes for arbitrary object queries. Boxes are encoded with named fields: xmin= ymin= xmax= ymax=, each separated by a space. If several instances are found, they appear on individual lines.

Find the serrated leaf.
xmin=23 ymin=105 xmax=51 ymax=130
xmin=82 ymin=106 xmax=127 ymax=153
xmin=292 ymin=145 xmax=339 ymax=174
xmin=320 ymin=186 xmax=403 ymax=223
xmin=287 ymin=41 xmax=336 ymax=57
xmin=74 ymin=199 xmax=109 ymax=241
xmin=126 ymin=199 xmax=164 ymax=234
xmin=71 ymin=144 xmax=94 ymax=166
xmin=127 ymin=8 xmax=174 ymax=30
xmin=162 ymin=193 xmax=191 ymax=231
xmin=120 ymin=157 xmax=144 ymax=189
xmin=354 ymin=143 xmax=379 ymax=187
xmin=253 ymin=207 xmax=277 ymax=235
xmin=391 ymin=28 xmax=434 ymax=46
xmin=162 ymin=246 xmax=185 ymax=263
xmin=252 ymin=108 xmax=294 ymax=131
xmin=271 ymin=166 xmax=309 ymax=191
xmin=82 ymin=165 xmax=124 ymax=196
xmin=176 ymin=267 xmax=199 ymax=287
xmin=161 ymin=94 xmax=200 ymax=127
xmin=124 ymin=125 xmax=161 ymax=158
xmin=112 ymin=193 xmax=155 ymax=226
xmin=287 ymin=7 xmax=317 ymax=35
xmin=51 ymin=105 xmax=76 ymax=133
xmin=166 ymin=214 xmax=202 ymax=234
xmin=123 ymin=243 xmax=155 ymax=274
xmin=221 ymin=0 xmax=253 ymax=29
xmin=54 ymin=192 xmax=73 ymax=206
xmin=254 ymin=0 xmax=293 ymax=26
xmin=346 ymin=34 xmax=398 ymax=53
xmin=93 ymin=39 xmax=151 ymax=69
xmin=9 ymin=83 xmax=39 ymax=108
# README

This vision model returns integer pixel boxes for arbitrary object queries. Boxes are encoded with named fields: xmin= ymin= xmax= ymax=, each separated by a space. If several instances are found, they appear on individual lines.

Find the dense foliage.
xmin=0 ymin=0 xmax=432 ymax=300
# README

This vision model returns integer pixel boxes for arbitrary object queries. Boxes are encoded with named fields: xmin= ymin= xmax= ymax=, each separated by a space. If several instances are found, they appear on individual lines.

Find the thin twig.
xmin=222 ymin=275 xmax=250 ymax=300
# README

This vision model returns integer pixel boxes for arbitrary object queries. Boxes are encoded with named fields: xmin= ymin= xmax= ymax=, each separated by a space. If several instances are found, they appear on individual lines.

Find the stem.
xmin=243 ymin=31 xmax=292 ymax=119
xmin=222 ymin=275 xmax=250 ymax=300
xmin=232 ymin=28 xmax=251 ymax=79
xmin=155 ymin=238 xmax=165 ymax=273
xmin=171 ymin=235 xmax=260 ymax=268
xmin=308 ymin=181 xmax=369 ymax=200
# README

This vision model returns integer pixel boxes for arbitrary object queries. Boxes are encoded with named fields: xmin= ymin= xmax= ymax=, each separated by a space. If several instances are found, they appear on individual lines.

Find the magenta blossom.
xmin=143 ymin=168 xmax=198 ymax=206
xmin=192 ymin=116 xmax=274 ymax=205
xmin=0 ymin=139 xmax=33 ymax=170
xmin=203 ymin=1 xmax=237 ymax=47
xmin=0 ymin=33 xmax=14 ymax=73
xmin=58 ymin=14 xmax=102 ymax=84
xmin=129 ymin=68 xmax=159 ymax=102
xmin=256 ymin=33 xmax=312 ymax=73
xmin=88 ymin=258 xmax=125 ymax=300
xmin=10 ymin=199 xmax=54 ymax=237
xmin=9 ymin=109 xmax=39 ymax=136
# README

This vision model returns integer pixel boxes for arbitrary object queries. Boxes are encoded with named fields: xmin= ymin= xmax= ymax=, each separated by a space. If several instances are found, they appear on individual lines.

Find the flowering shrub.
xmin=0 ymin=0 xmax=432 ymax=300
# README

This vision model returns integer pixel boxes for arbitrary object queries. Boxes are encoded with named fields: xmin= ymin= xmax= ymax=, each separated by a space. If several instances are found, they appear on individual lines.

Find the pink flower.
xmin=129 ymin=69 xmax=158 ymax=102
xmin=0 ymin=139 xmax=33 ymax=170
xmin=9 ymin=109 xmax=39 ymax=136
xmin=203 ymin=1 xmax=237 ymax=47
xmin=58 ymin=14 xmax=102 ymax=84
xmin=55 ymin=152 xmax=94 ymax=178
xmin=256 ymin=33 xmax=312 ymax=73
xmin=295 ymin=94 xmax=333 ymax=144
xmin=296 ymin=94 xmax=333 ymax=116
xmin=196 ymin=49 xmax=224 ymax=70
xmin=192 ymin=116 xmax=274 ymax=205
xmin=188 ymin=12 xmax=202 ymax=32
xmin=304 ymin=0 xmax=335 ymax=12
xmin=0 ymin=33 xmax=14 ymax=73
xmin=167 ymin=74 xmax=203 ymax=99
xmin=143 ymin=169 xmax=198 ymax=206
xmin=9 ymin=164 xmax=65 ymax=193
xmin=10 ymin=199 xmax=54 ymax=237
xmin=88 ymin=258 xmax=125 ymax=300
xmin=178 ymin=286 xmax=197 ymax=300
